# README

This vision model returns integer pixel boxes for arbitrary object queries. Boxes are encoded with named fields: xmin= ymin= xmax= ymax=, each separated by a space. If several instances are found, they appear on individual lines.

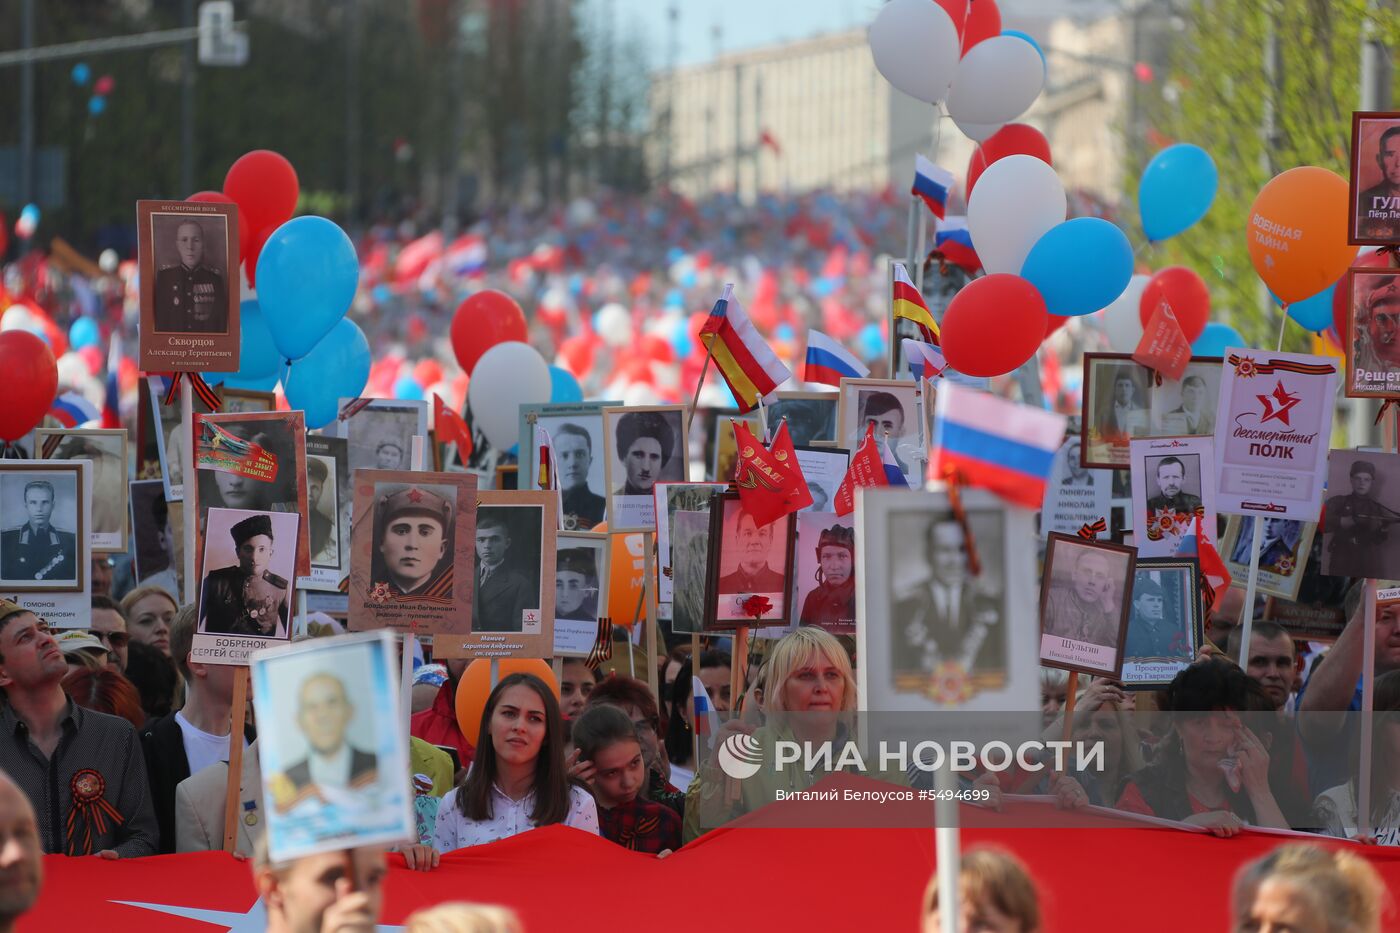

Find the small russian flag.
xmin=49 ymin=392 xmax=100 ymax=429
xmin=880 ymin=434 xmax=910 ymax=489
xmin=445 ymin=233 xmax=487 ymax=278
xmin=902 ymin=338 xmax=946 ymax=381
xmin=930 ymin=383 xmax=1066 ymax=510
xmin=804 ymin=329 xmax=870 ymax=387
xmin=912 ymin=154 xmax=954 ymax=219
xmin=692 ymin=676 xmax=720 ymax=743
xmin=934 ymin=216 xmax=981 ymax=275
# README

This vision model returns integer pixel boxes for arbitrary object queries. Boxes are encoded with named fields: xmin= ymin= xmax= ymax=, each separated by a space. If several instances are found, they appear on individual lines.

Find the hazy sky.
xmin=611 ymin=0 xmax=873 ymax=69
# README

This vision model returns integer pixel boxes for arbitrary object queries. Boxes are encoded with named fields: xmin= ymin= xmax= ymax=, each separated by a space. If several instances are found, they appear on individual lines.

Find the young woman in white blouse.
xmin=432 ymin=673 xmax=598 ymax=851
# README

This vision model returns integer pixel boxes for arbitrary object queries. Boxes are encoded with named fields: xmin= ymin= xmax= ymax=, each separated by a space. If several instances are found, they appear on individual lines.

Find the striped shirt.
xmin=0 ymin=697 xmax=158 ymax=857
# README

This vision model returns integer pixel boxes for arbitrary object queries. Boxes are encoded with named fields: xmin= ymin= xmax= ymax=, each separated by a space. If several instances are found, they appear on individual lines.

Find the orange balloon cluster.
xmin=1247 ymin=166 xmax=1356 ymax=305
xmin=453 ymin=658 xmax=559 ymax=748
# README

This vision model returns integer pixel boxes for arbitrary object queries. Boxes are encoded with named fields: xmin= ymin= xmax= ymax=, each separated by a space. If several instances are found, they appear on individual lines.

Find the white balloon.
xmin=98 ymin=248 xmax=119 ymax=274
xmin=596 ymin=303 xmax=632 ymax=347
xmin=947 ymin=36 xmax=1046 ymax=125
xmin=1102 ymin=274 xmax=1152 ymax=352
xmin=967 ymin=155 xmax=1066 ymax=275
xmin=468 ymin=341 xmax=551 ymax=449
xmin=868 ymin=0 xmax=961 ymax=105
xmin=954 ymin=118 xmax=1004 ymax=143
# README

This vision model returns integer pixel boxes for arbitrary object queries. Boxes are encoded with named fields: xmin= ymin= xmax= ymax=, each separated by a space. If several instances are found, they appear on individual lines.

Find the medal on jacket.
xmin=34 ymin=553 xmax=63 ymax=580
xmin=66 ymin=768 xmax=126 ymax=856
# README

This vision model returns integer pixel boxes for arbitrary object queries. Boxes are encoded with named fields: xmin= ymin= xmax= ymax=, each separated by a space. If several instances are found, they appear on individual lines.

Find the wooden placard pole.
xmin=1237 ymin=515 xmax=1265 ymax=666
xmin=1360 ymin=579 xmax=1378 ymax=840
xmin=644 ymin=536 xmax=659 ymax=703
xmin=181 ymin=385 xmax=197 ymax=605
xmin=1060 ymin=670 xmax=1079 ymax=747
xmin=221 ymin=666 xmax=250 ymax=853
xmin=730 ymin=626 xmax=750 ymax=711
xmin=690 ymin=631 xmax=702 ymax=763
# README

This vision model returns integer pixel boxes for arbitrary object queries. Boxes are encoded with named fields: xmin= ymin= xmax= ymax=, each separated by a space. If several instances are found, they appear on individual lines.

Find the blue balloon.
xmin=392 ymin=374 xmax=424 ymax=401
xmin=1191 ymin=322 xmax=1246 ymax=357
xmin=1138 ymin=143 xmax=1218 ymax=242
xmin=209 ymin=301 xmax=284 ymax=391
xmin=68 ymin=317 xmax=99 ymax=350
xmin=1020 ymin=218 xmax=1134 ymax=316
xmin=257 ymin=217 xmax=359 ymax=362
xmin=1001 ymin=30 xmax=1046 ymax=68
xmin=1284 ymin=281 xmax=1336 ymax=332
xmin=669 ymin=318 xmax=694 ymax=358
xmin=283 ymin=319 xmax=371 ymax=430
xmin=88 ymin=96 xmax=105 ymax=116
xmin=857 ymin=323 xmax=885 ymax=360
xmin=72 ymin=63 xmax=90 ymax=86
xmin=548 ymin=365 xmax=583 ymax=403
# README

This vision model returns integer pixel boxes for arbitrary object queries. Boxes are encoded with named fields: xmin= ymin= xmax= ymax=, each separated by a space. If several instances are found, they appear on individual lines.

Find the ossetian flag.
xmin=929 ymin=383 xmax=1066 ymax=510
xmin=699 ymin=283 xmax=791 ymax=413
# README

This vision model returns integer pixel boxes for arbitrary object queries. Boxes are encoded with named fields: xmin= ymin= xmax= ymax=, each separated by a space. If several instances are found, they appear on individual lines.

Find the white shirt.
xmin=308 ymin=743 xmax=353 ymax=789
xmin=175 ymin=711 xmax=238 ymax=777
xmin=432 ymin=783 xmax=598 ymax=852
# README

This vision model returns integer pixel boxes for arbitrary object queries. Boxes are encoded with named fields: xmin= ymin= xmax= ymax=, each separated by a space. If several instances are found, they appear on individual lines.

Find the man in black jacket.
xmin=141 ymin=604 xmax=249 ymax=853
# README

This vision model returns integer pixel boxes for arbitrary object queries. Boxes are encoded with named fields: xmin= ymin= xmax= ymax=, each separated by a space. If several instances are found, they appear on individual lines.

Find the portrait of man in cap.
xmin=271 ymin=669 xmax=378 ymax=814
xmin=0 ymin=473 xmax=79 ymax=587
xmin=305 ymin=457 xmax=337 ymax=567
xmin=1323 ymin=456 xmax=1400 ymax=578
xmin=1229 ymin=516 xmax=1302 ymax=574
xmin=554 ymin=422 xmax=606 ymax=530
xmin=1122 ymin=571 xmax=1189 ymax=660
xmin=473 ymin=509 xmax=533 ymax=632
xmin=554 ymin=546 xmax=599 ymax=622
xmin=797 ymin=522 xmax=855 ymax=631
xmin=198 ymin=512 xmax=291 ymax=638
xmin=369 ymin=484 xmax=455 ymax=600
xmin=1348 ymin=273 xmax=1400 ymax=395
xmin=152 ymin=216 xmax=229 ymax=334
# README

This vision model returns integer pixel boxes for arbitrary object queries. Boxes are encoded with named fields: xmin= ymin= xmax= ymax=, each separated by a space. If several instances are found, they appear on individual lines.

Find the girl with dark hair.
xmin=572 ymin=704 xmax=681 ymax=854
xmin=431 ymin=673 xmax=597 ymax=851
xmin=664 ymin=650 xmax=732 ymax=789
xmin=1115 ymin=661 xmax=1290 ymax=835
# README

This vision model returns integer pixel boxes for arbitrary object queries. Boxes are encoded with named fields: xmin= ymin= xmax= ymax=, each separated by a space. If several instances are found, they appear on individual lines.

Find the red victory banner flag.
xmin=433 ymin=392 xmax=473 ymax=457
xmin=731 ymin=419 xmax=812 ymax=527
xmin=833 ymin=424 xmax=888 ymax=516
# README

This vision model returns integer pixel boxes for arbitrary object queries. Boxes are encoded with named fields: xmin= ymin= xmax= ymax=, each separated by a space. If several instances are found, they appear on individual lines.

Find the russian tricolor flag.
xmin=880 ymin=434 xmax=910 ymax=489
xmin=911 ymin=154 xmax=955 ymax=219
xmin=692 ymin=676 xmax=720 ymax=743
xmin=902 ymin=338 xmax=946 ymax=381
xmin=804 ymin=329 xmax=870 ymax=387
xmin=930 ymin=383 xmax=1066 ymax=510
xmin=934 ymin=216 xmax=981 ymax=275
xmin=48 ymin=392 xmax=100 ymax=429
xmin=445 ymin=234 xmax=487 ymax=278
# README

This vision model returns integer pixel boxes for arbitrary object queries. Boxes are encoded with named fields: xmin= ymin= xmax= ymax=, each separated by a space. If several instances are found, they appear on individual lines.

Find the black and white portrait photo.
xmin=1082 ymin=356 xmax=1150 ymax=468
xmin=38 ymin=428 xmax=128 ymax=553
xmin=705 ymin=493 xmax=793 ymax=628
xmin=1350 ymin=111 xmax=1400 ymax=245
xmin=1130 ymin=436 xmax=1217 ymax=560
xmin=304 ymin=436 xmax=350 ymax=589
xmin=602 ymin=406 xmax=687 ymax=531
xmin=197 ymin=508 xmax=297 ymax=643
xmin=654 ymin=482 xmax=725 ymax=614
xmin=552 ymin=532 xmax=609 ymax=657
xmin=769 ymin=392 xmax=839 ymax=446
xmin=791 ymin=512 xmax=855 ymax=635
xmin=1039 ymin=534 xmax=1135 ymax=678
xmin=473 ymin=504 xmax=544 ymax=633
xmin=1040 ymin=421 xmax=1111 ymax=540
xmin=1149 ymin=362 xmax=1221 ymax=437
xmin=1120 ymin=559 xmax=1200 ymax=688
xmin=0 ymin=463 xmax=85 ymax=591
xmin=837 ymin=378 xmax=923 ymax=486
xmin=670 ymin=510 xmax=712 ymax=634
xmin=1222 ymin=515 xmax=1314 ymax=602
xmin=1321 ymin=450 xmax=1400 ymax=579
xmin=522 ymin=404 xmax=613 ymax=531
xmin=794 ymin=446 xmax=849 ymax=514
xmin=148 ymin=210 xmax=232 ymax=335
xmin=130 ymin=479 xmax=181 ymax=598
xmin=342 ymin=399 xmax=428 ymax=475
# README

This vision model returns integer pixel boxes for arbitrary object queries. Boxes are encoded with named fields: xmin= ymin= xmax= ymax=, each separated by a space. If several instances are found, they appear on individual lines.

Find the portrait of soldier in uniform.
xmin=1145 ymin=456 xmax=1204 ymax=519
xmin=0 ymin=476 xmax=79 ymax=586
xmin=1041 ymin=544 xmax=1125 ymax=647
xmin=555 ymin=423 xmax=606 ymax=531
xmin=152 ymin=218 xmax=229 ymax=334
xmin=1323 ymin=457 xmax=1400 ymax=578
xmin=796 ymin=522 xmax=856 ymax=633
xmin=369 ymin=485 xmax=455 ymax=600
xmin=717 ymin=506 xmax=787 ymax=595
xmin=198 ymin=512 xmax=291 ymax=638
xmin=1348 ymin=274 xmax=1400 ymax=395
xmin=768 ymin=394 xmax=837 ymax=447
xmin=270 ymin=671 xmax=378 ymax=814
xmin=306 ymin=458 xmax=338 ymax=568
xmin=472 ymin=509 xmax=535 ymax=632
xmin=1122 ymin=573 xmax=1189 ymax=660
xmin=892 ymin=518 xmax=1003 ymax=676
xmin=554 ymin=546 xmax=599 ymax=623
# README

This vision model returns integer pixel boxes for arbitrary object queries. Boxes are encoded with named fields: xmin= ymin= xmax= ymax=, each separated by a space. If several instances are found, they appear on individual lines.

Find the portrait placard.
xmin=150 ymin=374 xmax=215 ymax=503
xmin=1039 ymin=534 xmax=1136 ymax=678
xmin=1040 ymin=419 xmax=1111 ymax=540
xmin=769 ymin=391 xmax=839 ymax=446
xmin=333 ymin=398 xmax=429 ymax=474
xmin=791 ymin=511 xmax=856 ymax=635
xmin=433 ymin=490 xmax=557 ymax=659
xmin=218 ymin=388 xmax=275 ymax=414
xmin=0 ymin=460 xmax=88 ymax=593
xmin=794 ymin=446 xmax=850 ymax=514
xmin=192 ymin=410 xmax=310 ymax=580
xmin=1120 ymin=558 xmax=1201 ymax=689
xmin=1129 ymin=436 xmax=1218 ymax=559
xmin=654 ymin=482 xmax=726 ymax=617
xmin=837 ymin=378 xmax=924 ymax=487
xmin=136 ymin=377 xmax=162 ymax=484
xmin=704 ymin=493 xmax=794 ymax=630
xmin=35 ymin=428 xmax=128 ymax=553
xmin=1213 ymin=350 xmax=1338 ymax=520
xmin=857 ymin=487 xmax=1039 ymax=712
xmin=601 ymin=406 xmax=688 ymax=532
xmin=1348 ymin=111 xmax=1400 ymax=246
xmin=1344 ymin=268 xmax=1400 ymax=397
xmin=670 ymin=509 xmax=717 ymax=634
xmin=1321 ymin=450 xmax=1400 ymax=579
xmin=1262 ymin=530 xmax=1350 ymax=642
xmin=1221 ymin=515 xmax=1315 ymax=601
xmin=552 ymin=531 xmax=609 ymax=658
xmin=251 ymin=631 xmax=414 ymax=863
xmin=347 ymin=470 xmax=477 ymax=636
xmin=1081 ymin=353 xmax=1223 ymax=469
xmin=1149 ymin=360 xmax=1222 ymax=436
xmin=194 ymin=507 xmax=299 ymax=665
xmin=301 ymin=436 xmax=350 ymax=592
xmin=130 ymin=479 xmax=181 ymax=598
xmin=137 ymin=199 xmax=240 ymax=372
xmin=519 ymin=401 xmax=620 ymax=530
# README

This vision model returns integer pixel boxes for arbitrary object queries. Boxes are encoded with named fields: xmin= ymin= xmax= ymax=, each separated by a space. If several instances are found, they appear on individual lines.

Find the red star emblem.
xmin=407 ymin=488 xmax=424 ymax=503
xmin=1256 ymin=380 xmax=1300 ymax=426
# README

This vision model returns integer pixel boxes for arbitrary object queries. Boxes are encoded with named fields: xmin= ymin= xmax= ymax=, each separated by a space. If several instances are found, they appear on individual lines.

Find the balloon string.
xmin=1276 ymin=305 xmax=1288 ymax=352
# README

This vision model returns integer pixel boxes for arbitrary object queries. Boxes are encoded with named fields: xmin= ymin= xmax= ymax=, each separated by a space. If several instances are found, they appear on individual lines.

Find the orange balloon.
xmin=453 ymin=658 xmax=558 ymax=747
xmin=597 ymin=525 xmax=647 ymax=628
xmin=1247 ymin=166 xmax=1356 ymax=304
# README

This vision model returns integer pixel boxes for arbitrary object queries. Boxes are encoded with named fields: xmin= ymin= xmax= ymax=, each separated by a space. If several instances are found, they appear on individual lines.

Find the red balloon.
xmin=413 ymin=358 xmax=443 ymax=388
xmin=556 ymin=335 xmax=595 ymax=377
xmin=1044 ymin=313 xmax=1070 ymax=339
xmin=966 ymin=124 xmax=1052 ymax=198
xmin=243 ymin=224 xmax=277 ymax=288
xmin=0 ymin=331 xmax=58 ymax=441
xmin=961 ymin=0 xmax=1001 ymax=54
xmin=223 ymin=150 xmax=299 ymax=234
xmin=1139 ymin=267 xmax=1210 ymax=343
xmin=450 ymin=290 xmax=528 ymax=376
xmin=639 ymin=334 xmax=675 ymax=365
xmin=188 ymin=190 xmax=251 ymax=267
xmin=941 ymin=274 xmax=1047 ymax=377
